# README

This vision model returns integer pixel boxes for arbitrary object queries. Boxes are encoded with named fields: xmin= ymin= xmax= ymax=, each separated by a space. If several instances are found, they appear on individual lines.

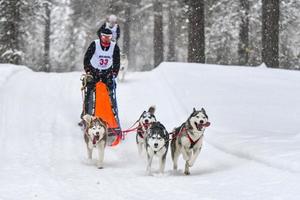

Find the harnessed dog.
xmin=136 ymin=106 xmax=157 ymax=155
xmin=171 ymin=108 xmax=210 ymax=175
xmin=145 ymin=121 xmax=169 ymax=174
xmin=83 ymin=114 xmax=108 ymax=169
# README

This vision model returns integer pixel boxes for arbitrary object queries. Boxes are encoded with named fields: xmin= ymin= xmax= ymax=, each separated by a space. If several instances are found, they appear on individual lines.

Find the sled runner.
xmin=94 ymin=81 xmax=121 ymax=146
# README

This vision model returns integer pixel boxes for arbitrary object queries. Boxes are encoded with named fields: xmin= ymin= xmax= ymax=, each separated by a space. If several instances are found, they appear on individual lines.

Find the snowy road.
xmin=0 ymin=63 xmax=300 ymax=200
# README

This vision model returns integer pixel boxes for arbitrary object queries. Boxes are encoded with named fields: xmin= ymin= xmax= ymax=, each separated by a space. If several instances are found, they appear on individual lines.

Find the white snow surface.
xmin=0 ymin=62 xmax=300 ymax=200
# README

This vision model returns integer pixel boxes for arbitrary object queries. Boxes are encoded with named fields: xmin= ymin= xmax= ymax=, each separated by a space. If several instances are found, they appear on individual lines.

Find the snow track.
xmin=0 ymin=63 xmax=300 ymax=200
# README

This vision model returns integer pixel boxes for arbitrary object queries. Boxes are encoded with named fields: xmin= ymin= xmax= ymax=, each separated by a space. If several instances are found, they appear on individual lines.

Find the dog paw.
xmin=184 ymin=171 xmax=190 ymax=175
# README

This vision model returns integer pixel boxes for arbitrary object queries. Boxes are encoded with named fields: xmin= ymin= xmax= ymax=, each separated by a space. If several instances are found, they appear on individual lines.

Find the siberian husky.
xmin=145 ymin=121 xmax=169 ymax=174
xmin=83 ymin=114 xmax=108 ymax=169
xmin=136 ymin=106 xmax=157 ymax=155
xmin=171 ymin=108 xmax=210 ymax=175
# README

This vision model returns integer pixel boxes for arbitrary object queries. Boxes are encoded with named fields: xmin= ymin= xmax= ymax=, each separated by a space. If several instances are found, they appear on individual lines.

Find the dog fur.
xmin=171 ymin=108 xmax=210 ymax=175
xmin=145 ymin=121 xmax=169 ymax=174
xmin=136 ymin=106 xmax=157 ymax=155
xmin=83 ymin=114 xmax=108 ymax=169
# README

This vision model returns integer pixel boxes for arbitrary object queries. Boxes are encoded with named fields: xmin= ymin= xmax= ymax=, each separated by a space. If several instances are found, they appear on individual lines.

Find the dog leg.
xmin=188 ymin=147 xmax=202 ymax=167
xmin=146 ymin=153 xmax=153 ymax=175
xmin=184 ymin=161 xmax=190 ymax=175
xmin=172 ymin=150 xmax=180 ymax=170
xmin=181 ymin=147 xmax=191 ymax=161
xmin=97 ymin=141 xmax=105 ymax=169
xmin=184 ymin=151 xmax=192 ymax=175
xmin=137 ymin=142 xmax=143 ymax=155
xmin=159 ymin=154 xmax=166 ymax=174
xmin=87 ymin=144 xmax=92 ymax=159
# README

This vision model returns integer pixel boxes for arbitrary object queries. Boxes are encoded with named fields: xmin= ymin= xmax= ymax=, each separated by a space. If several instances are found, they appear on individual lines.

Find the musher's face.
xmin=100 ymin=33 xmax=112 ymax=43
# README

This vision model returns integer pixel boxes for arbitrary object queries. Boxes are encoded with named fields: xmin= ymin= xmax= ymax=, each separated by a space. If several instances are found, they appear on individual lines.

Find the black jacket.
xmin=83 ymin=41 xmax=120 ymax=83
xmin=97 ymin=23 xmax=120 ymax=41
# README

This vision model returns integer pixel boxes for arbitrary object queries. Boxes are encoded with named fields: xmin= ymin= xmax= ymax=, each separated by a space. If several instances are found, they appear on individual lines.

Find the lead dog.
xmin=83 ymin=114 xmax=108 ymax=169
xmin=136 ymin=106 xmax=157 ymax=155
xmin=171 ymin=108 xmax=210 ymax=175
xmin=145 ymin=121 xmax=169 ymax=174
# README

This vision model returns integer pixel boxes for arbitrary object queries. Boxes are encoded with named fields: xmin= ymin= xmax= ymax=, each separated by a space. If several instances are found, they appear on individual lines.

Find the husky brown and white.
xmin=83 ymin=114 xmax=108 ymax=169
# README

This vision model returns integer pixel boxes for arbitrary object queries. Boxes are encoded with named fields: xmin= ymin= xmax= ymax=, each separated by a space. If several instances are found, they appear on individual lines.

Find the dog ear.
xmin=83 ymin=114 xmax=93 ymax=127
xmin=201 ymin=108 xmax=206 ymax=114
xmin=193 ymin=107 xmax=196 ymax=113
xmin=148 ymin=106 xmax=156 ymax=115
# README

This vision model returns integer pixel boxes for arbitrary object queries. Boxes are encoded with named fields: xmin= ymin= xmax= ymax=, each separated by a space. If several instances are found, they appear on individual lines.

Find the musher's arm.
xmin=112 ymin=44 xmax=120 ymax=77
xmin=83 ymin=42 xmax=96 ymax=73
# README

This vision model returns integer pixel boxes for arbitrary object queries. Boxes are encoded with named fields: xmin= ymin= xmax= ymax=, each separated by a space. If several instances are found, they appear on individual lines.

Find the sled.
xmin=94 ymin=81 xmax=121 ymax=146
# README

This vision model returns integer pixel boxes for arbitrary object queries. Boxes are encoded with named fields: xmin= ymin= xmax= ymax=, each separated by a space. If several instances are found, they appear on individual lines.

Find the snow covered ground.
xmin=0 ymin=62 xmax=300 ymax=200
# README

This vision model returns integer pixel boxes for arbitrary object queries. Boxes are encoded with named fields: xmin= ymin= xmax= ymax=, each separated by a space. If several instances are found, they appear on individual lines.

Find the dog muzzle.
xmin=196 ymin=121 xmax=211 ymax=131
xmin=93 ymin=135 xmax=100 ymax=145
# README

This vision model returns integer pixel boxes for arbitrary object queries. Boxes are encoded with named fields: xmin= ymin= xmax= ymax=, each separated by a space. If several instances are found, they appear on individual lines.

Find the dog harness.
xmin=172 ymin=124 xmax=203 ymax=149
xmin=186 ymin=132 xmax=203 ymax=149
xmin=137 ymin=128 xmax=145 ymax=138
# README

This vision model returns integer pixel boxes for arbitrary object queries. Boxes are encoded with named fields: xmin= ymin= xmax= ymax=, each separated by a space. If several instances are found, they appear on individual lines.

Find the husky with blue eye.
xmin=136 ymin=106 xmax=157 ymax=155
xmin=145 ymin=121 xmax=169 ymax=174
xmin=83 ymin=114 xmax=108 ymax=169
xmin=171 ymin=108 xmax=210 ymax=175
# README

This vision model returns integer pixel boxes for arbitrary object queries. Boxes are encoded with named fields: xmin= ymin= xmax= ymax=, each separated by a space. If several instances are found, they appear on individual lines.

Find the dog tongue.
xmin=93 ymin=136 xmax=100 ymax=144
xmin=204 ymin=122 xmax=211 ymax=127
xmin=197 ymin=122 xmax=211 ymax=130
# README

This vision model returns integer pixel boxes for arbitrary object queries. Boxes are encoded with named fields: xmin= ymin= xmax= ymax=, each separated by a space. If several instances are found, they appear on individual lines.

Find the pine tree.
xmin=238 ymin=0 xmax=249 ymax=65
xmin=167 ymin=1 xmax=176 ymax=62
xmin=262 ymin=0 xmax=279 ymax=68
xmin=153 ymin=0 xmax=164 ymax=67
xmin=187 ymin=0 xmax=205 ymax=63
xmin=0 ymin=0 xmax=23 ymax=64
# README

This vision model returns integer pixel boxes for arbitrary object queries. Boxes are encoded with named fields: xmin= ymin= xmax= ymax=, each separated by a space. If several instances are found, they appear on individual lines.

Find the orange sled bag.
xmin=94 ymin=82 xmax=121 ymax=146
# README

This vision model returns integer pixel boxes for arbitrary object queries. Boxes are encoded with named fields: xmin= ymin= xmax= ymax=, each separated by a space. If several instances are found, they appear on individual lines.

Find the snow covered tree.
xmin=187 ymin=0 xmax=205 ymax=63
xmin=123 ymin=4 xmax=131 ymax=62
xmin=262 ymin=0 xmax=279 ymax=68
xmin=167 ymin=1 xmax=176 ymax=62
xmin=42 ymin=0 xmax=52 ymax=72
xmin=279 ymin=0 xmax=300 ymax=69
xmin=238 ymin=0 xmax=249 ymax=65
xmin=0 ymin=0 xmax=24 ymax=64
xmin=153 ymin=0 xmax=164 ymax=67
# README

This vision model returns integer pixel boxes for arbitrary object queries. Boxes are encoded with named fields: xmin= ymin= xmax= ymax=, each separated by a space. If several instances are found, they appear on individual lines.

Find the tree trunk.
xmin=123 ymin=5 xmax=131 ymax=66
xmin=167 ymin=2 xmax=176 ymax=62
xmin=153 ymin=0 xmax=164 ymax=68
xmin=43 ymin=1 xmax=51 ymax=72
xmin=187 ymin=0 xmax=205 ymax=63
xmin=262 ymin=0 xmax=279 ymax=68
xmin=238 ymin=0 xmax=249 ymax=66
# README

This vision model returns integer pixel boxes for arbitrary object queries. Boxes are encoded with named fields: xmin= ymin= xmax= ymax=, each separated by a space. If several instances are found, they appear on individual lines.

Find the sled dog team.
xmin=82 ymin=106 xmax=210 ymax=175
